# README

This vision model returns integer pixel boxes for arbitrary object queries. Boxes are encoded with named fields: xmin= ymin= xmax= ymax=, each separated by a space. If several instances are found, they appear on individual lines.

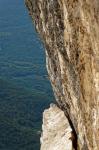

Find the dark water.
xmin=0 ymin=0 xmax=54 ymax=149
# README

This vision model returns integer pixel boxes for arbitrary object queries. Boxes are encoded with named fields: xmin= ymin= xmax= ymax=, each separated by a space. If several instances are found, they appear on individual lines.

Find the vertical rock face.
xmin=25 ymin=0 xmax=99 ymax=149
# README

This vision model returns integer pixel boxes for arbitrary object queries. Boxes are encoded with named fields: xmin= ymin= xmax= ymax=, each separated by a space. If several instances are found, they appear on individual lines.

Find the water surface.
xmin=0 ymin=0 xmax=54 ymax=149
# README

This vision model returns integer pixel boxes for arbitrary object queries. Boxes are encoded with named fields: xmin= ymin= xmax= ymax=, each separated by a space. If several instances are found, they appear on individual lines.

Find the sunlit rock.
xmin=40 ymin=104 xmax=73 ymax=150
xmin=25 ymin=0 xmax=99 ymax=149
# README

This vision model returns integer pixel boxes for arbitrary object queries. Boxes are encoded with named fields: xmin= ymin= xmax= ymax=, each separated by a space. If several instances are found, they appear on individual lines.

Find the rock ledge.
xmin=40 ymin=104 xmax=73 ymax=150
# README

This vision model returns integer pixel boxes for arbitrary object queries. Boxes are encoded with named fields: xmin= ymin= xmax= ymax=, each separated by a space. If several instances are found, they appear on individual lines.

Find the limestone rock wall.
xmin=25 ymin=0 xmax=99 ymax=149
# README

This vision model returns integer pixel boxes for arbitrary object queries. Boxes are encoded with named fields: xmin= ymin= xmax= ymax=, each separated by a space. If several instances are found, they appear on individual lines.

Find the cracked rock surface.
xmin=25 ymin=0 xmax=99 ymax=149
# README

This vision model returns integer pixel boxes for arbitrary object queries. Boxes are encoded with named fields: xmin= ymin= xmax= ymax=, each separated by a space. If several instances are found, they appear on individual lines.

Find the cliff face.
xmin=25 ymin=0 xmax=99 ymax=149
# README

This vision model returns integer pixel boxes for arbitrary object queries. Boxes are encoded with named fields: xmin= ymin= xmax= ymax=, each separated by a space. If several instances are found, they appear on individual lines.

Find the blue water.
xmin=0 ymin=0 xmax=54 ymax=149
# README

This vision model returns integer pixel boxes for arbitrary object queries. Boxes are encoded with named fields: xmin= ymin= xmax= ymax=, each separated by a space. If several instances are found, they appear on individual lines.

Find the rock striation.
xmin=25 ymin=0 xmax=99 ymax=149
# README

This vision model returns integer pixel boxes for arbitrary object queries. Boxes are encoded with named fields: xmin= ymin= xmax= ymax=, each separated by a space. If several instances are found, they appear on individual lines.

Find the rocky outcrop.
xmin=40 ymin=104 xmax=73 ymax=150
xmin=25 ymin=0 xmax=99 ymax=149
